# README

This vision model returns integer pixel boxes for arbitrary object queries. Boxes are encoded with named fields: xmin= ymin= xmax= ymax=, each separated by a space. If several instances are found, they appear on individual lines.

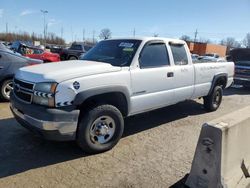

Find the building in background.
xmin=187 ymin=42 xmax=227 ymax=57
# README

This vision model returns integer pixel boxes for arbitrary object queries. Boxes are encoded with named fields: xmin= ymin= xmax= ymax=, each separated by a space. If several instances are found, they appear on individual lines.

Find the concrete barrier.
xmin=186 ymin=106 xmax=250 ymax=188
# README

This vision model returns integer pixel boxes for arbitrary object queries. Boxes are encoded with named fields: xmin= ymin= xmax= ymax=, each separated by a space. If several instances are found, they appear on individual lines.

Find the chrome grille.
xmin=14 ymin=79 xmax=35 ymax=103
xmin=235 ymin=65 xmax=250 ymax=78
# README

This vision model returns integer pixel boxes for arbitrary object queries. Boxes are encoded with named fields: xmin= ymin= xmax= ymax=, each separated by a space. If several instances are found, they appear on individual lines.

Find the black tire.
xmin=0 ymin=79 xmax=13 ymax=101
xmin=77 ymin=104 xmax=124 ymax=154
xmin=203 ymin=86 xmax=223 ymax=112
xmin=69 ymin=56 xmax=77 ymax=60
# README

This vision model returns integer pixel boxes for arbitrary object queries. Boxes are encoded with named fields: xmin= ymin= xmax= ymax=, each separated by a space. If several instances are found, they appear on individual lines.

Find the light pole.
xmin=41 ymin=10 xmax=48 ymax=46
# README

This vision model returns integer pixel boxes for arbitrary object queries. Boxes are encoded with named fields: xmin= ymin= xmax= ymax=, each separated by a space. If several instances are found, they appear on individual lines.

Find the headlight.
xmin=33 ymin=82 xmax=57 ymax=107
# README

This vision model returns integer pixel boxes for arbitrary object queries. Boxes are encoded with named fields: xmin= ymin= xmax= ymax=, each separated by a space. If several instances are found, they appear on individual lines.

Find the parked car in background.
xmin=191 ymin=54 xmax=199 ymax=60
xmin=0 ymin=43 xmax=43 ymax=101
xmin=231 ymin=48 xmax=250 ymax=88
xmin=197 ymin=53 xmax=226 ymax=62
xmin=11 ymin=41 xmax=60 ymax=63
xmin=47 ymin=45 xmax=64 ymax=55
xmin=204 ymin=53 xmax=220 ymax=58
xmin=60 ymin=42 xmax=94 ymax=60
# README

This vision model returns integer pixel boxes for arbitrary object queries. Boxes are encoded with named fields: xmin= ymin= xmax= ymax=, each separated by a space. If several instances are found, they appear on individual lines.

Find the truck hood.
xmin=15 ymin=60 xmax=122 ymax=83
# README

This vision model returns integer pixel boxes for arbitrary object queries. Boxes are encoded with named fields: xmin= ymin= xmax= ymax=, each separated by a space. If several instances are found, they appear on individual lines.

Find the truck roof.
xmin=105 ymin=37 xmax=186 ymax=44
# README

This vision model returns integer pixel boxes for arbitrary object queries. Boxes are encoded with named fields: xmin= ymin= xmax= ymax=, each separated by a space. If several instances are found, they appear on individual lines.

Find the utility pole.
xmin=92 ymin=30 xmax=95 ymax=43
xmin=83 ymin=29 xmax=85 ymax=42
xmin=41 ymin=10 xmax=48 ymax=46
xmin=194 ymin=29 xmax=198 ymax=43
xmin=133 ymin=28 xmax=136 ymax=37
xmin=15 ymin=26 xmax=18 ymax=39
xmin=71 ymin=26 xmax=73 ymax=42
xmin=6 ymin=22 xmax=8 ymax=33
xmin=61 ymin=27 xmax=63 ymax=39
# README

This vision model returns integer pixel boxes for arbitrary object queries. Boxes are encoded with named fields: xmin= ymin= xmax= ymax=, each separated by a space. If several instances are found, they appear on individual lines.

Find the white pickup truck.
xmin=10 ymin=37 xmax=234 ymax=153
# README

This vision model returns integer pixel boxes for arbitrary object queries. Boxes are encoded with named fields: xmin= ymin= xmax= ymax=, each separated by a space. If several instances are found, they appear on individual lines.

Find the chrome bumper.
xmin=10 ymin=94 xmax=80 ymax=141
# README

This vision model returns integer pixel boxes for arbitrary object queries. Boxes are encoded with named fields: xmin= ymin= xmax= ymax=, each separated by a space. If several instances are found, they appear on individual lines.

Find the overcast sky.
xmin=1 ymin=0 xmax=250 ymax=43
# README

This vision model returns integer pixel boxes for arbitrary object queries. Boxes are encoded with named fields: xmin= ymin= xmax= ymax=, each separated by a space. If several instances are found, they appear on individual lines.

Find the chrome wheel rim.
xmin=3 ymin=80 xmax=13 ymax=99
xmin=90 ymin=116 xmax=116 ymax=144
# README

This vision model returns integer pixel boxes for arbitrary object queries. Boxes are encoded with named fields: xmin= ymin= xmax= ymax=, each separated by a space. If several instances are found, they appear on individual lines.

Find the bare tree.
xmin=180 ymin=35 xmax=191 ymax=41
xmin=0 ymin=32 xmax=65 ymax=45
xmin=220 ymin=37 xmax=241 ymax=48
xmin=243 ymin=33 xmax=250 ymax=48
xmin=99 ymin=28 xmax=112 ymax=40
xmin=198 ymin=37 xmax=211 ymax=43
xmin=153 ymin=33 xmax=159 ymax=37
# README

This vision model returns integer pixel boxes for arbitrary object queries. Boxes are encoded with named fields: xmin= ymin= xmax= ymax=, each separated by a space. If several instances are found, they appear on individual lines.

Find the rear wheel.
xmin=0 ymin=79 xmax=13 ymax=101
xmin=77 ymin=104 xmax=124 ymax=154
xmin=203 ymin=86 xmax=223 ymax=112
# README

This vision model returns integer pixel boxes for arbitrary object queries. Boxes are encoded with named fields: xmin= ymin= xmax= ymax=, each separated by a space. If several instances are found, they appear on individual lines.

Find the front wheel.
xmin=77 ymin=104 xmax=124 ymax=154
xmin=203 ymin=86 xmax=223 ymax=112
xmin=0 ymin=79 xmax=13 ymax=101
xmin=69 ymin=56 xmax=77 ymax=60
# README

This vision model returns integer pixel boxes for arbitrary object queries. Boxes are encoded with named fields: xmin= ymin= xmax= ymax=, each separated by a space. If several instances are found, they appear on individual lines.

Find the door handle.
xmin=0 ymin=66 xmax=3 ymax=69
xmin=167 ymin=72 xmax=174 ymax=77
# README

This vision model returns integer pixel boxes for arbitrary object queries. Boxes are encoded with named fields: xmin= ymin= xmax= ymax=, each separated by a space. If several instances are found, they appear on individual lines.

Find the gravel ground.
xmin=0 ymin=87 xmax=249 ymax=188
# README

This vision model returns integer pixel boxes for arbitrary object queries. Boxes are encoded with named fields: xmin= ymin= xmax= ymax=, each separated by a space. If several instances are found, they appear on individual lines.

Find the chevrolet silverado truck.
xmin=10 ymin=37 xmax=234 ymax=154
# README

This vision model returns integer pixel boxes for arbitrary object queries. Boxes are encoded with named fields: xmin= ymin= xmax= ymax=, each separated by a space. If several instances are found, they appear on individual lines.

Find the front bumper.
xmin=234 ymin=77 xmax=250 ymax=87
xmin=10 ymin=93 xmax=80 ymax=141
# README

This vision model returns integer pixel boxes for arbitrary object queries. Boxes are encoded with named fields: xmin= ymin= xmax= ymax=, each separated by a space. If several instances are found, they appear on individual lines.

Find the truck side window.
xmin=139 ymin=43 xmax=170 ymax=68
xmin=170 ymin=44 xmax=188 ymax=65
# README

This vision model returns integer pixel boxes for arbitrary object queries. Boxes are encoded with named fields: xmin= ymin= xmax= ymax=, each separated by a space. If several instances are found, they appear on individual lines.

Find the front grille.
xmin=15 ymin=90 xmax=32 ymax=102
xmin=14 ymin=79 xmax=35 ymax=103
xmin=235 ymin=68 xmax=250 ymax=78
xmin=14 ymin=78 xmax=34 ymax=90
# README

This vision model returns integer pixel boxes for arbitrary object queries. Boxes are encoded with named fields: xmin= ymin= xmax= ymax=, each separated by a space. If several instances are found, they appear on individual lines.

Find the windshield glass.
xmin=81 ymin=39 xmax=142 ymax=66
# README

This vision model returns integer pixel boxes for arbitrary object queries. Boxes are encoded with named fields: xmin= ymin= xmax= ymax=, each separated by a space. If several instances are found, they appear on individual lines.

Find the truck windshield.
xmin=81 ymin=39 xmax=142 ymax=66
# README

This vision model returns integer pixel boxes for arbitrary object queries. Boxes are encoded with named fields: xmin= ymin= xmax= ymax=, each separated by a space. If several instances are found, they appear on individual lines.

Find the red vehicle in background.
xmin=11 ymin=41 xmax=60 ymax=63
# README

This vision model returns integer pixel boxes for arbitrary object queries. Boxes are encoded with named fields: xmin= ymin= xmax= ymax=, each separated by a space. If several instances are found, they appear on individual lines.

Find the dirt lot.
xmin=0 ymin=87 xmax=250 ymax=188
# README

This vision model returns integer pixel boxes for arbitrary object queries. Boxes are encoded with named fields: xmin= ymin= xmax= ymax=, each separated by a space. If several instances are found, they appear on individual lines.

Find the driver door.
xmin=130 ymin=41 xmax=175 ymax=115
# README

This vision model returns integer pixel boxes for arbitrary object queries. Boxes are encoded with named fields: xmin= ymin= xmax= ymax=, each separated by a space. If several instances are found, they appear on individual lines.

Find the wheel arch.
xmin=68 ymin=55 xmax=78 ymax=60
xmin=0 ymin=75 xmax=14 ymax=85
xmin=74 ymin=86 xmax=131 ymax=117
xmin=208 ymin=73 xmax=228 ymax=95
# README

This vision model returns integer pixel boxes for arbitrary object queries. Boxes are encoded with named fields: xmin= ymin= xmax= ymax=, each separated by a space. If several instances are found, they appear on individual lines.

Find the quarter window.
xmin=170 ymin=44 xmax=188 ymax=65
xmin=71 ymin=45 xmax=83 ymax=50
xmin=140 ymin=43 xmax=170 ymax=68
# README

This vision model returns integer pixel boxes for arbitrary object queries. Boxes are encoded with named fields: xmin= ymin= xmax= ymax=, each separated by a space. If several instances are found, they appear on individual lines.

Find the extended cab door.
xmin=168 ymin=42 xmax=195 ymax=102
xmin=130 ymin=41 xmax=175 ymax=114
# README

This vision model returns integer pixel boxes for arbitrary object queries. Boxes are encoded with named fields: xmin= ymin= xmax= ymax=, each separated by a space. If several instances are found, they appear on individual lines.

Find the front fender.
xmin=73 ymin=85 xmax=131 ymax=112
